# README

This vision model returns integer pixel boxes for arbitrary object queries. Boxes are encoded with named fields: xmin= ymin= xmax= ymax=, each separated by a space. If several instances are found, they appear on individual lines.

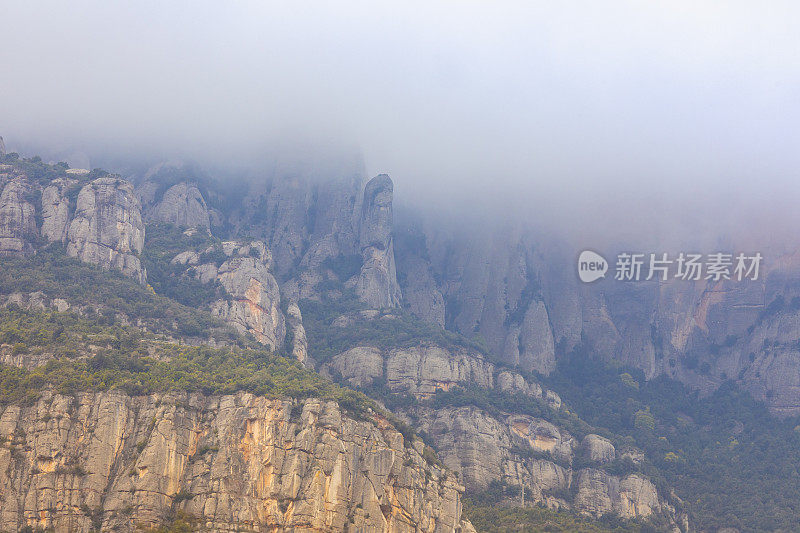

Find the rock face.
xmin=147 ymin=182 xmax=211 ymax=231
xmin=356 ymin=175 xmax=402 ymax=308
xmin=236 ymin=173 xmax=362 ymax=279
xmin=0 ymin=177 xmax=38 ymax=256
xmin=398 ymin=252 xmax=445 ymax=327
xmin=286 ymin=302 xmax=312 ymax=368
xmin=325 ymin=343 xmax=545 ymax=400
xmin=0 ymin=391 xmax=471 ymax=533
xmin=66 ymin=177 xmax=146 ymax=283
xmin=222 ymin=168 xmax=404 ymax=310
xmin=574 ymin=470 xmax=662 ymax=518
xmin=391 ymin=216 xmax=800 ymax=415
xmin=180 ymin=241 xmax=286 ymax=350
xmin=210 ymin=244 xmax=286 ymax=350
xmin=41 ymin=178 xmax=75 ymax=243
xmin=0 ymin=136 xmax=5 ymax=156
xmin=582 ymin=434 xmax=616 ymax=465
xmin=395 ymin=226 xmax=557 ymax=375
xmin=412 ymin=406 xmax=670 ymax=521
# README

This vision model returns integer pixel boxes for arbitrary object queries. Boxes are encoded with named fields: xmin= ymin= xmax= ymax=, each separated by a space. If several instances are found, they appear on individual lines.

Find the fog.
xmin=2 ymin=1 xmax=800 ymax=250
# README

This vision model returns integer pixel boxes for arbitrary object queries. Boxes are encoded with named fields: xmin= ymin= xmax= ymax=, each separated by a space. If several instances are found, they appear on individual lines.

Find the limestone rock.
xmin=204 ymin=242 xmax=286 ymax=350
xmin=0 ymin=177 xmax=37 ymax=256
xmin=327 ymin=346 xmax=384 ymax=387
xmin=41 ymin=178 xmax=75 ymax=243
xmin=496 ymin=370 xmax=543 ymax=398
xmin=170 ymin=250 xmax=200 ymax=266
xmin=545 ymin=390 xmax=562 ymax=410
xmin=574 ymin=469 xmax=662 ymax=519
xmin=509 ymin=416 xmax=575 ymax=464
xmin=400 ymin=254 xmax=445 ymax=327
xmin=356 ymin=175 xmax=401 ymax=308
xmin=582 ymin=434 xmax=616 ymax=465
xmin=412 ymin=405 xmax=668 ymax=522
xmin=517 ymin=300 xmax=556 ymax=374
xmin=0 ymin=391 xmax=467 ymax=533
xmin=326 ymin=344 xmax=495 ymax=397
xmin=286 ymin=302 xmax=312 ymax=368
xmin=66 ymin=177 xmax=146 ymax=283
xmin=149 ymin=182 xmax=210 ymax=231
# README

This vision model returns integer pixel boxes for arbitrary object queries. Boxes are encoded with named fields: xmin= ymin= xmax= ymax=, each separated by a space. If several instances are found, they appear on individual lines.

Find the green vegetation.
xmin=0 ymin=315 xmax=374 ymax=416
xmin=0 ymin=305 xmax=145 ymax=358
xmin=464 ymin=493 xmax=657 ymax=533
xmin=543 ymin=345 xmax=800 ymax=532
xmin=0 ymin=152 xmax=108 ymax=186
xmin=300 ymin=283 xmax=488 ymax=363
xmin=142 ymin=222 xmax=226 ymax=307
xmin=0 ymin=245 xmax=238 ymax=343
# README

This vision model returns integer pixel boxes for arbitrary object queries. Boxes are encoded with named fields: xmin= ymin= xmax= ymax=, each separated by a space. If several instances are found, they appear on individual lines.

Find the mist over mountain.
xmin=4 ymin=1 xmax=800 ymax=251
xmin=4 ymin=3 xmax=800 ymax=532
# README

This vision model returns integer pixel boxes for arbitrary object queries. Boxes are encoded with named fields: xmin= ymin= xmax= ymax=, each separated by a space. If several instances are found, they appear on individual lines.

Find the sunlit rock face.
xmin=0 ymin=391 xmax=470 ymax=533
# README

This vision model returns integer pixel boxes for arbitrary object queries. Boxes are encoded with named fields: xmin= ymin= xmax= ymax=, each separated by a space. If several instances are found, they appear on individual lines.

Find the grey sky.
xmin=2 ymin=1 xmax=799 ymax=247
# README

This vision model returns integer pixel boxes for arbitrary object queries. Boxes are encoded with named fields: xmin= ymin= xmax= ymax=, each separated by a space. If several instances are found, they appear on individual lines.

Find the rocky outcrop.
xmin=574 ymin=469 xmax=662 ymax=518
xmin=394 ymin=217 xmax=800 ymax=413
xmin=66 ymin=177 xmax=146 ymax=283
xmin=397 ymin=226 xmax=558 ymax=374
xmin=0 ymin=391 xmax=471 ymax=532
xmin=0 ymin=136 xmax=5 ymax=156
xmin=210 ymin=244 xmax=286 ymax=350
xmin=237 ymin=173 xmax=362 ymax=278
xmin=399 ymin=253 xmax=445 ymax=327
xmin=356 ymin=175 xmax=402 ymax=308
xmin=41 ymin=178 xmax=75 ymax=243
xmin=147 ymin=182 xmax=210 ymax=231
xmin=286 ymin=302 xmax=312 ymax=368
xmin=412 ymin=406 xmax=672 ymax=521
xmin=0 ymin=177 xmax=37 ymax=256
xmin=178 ymin=241 xmax=286 ymax=350
xmin=582 ymin=434 xmax=616 ymax=465
xmin=325 ymin=343 xmax=555 ymax=401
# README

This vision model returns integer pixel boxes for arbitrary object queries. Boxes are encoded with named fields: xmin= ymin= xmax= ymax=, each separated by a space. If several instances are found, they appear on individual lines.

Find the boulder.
xmin=582 ymin=434 xmax=616 ymax=464
xmin=149 ymin=182 xmax=210 ymax=231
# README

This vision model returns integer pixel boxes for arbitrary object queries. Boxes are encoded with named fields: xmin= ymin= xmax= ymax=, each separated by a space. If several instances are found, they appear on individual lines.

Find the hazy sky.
xmin=2 ymin=1 xmax=799 ymax=247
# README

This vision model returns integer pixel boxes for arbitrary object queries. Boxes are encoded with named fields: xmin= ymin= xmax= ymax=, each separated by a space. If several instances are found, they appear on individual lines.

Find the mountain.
xmin=3 ymin=146 xmax=800 ymax=531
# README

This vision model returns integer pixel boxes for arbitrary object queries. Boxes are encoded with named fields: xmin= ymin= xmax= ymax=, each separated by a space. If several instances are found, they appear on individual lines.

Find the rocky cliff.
xmin=172 ymin=240 xmax=286 ymax=350
xmin=66 ymin=177 xmax=146 ymax=283
xmin=0 ymin=391 xmax=471 ymax=533
xmin=355 ymin=175 xmax=402 ymax=309
xmin=0 ymin=177 xmax=38 ymax=256
xmin=315 ymin=328 xmax=678 ymax=523
xmin=389 ymin=217 xmax=800 ymax=416
xmin=0 ymin=160 xmax=148 ymax=283
xmin=139 ymin=181 xmax=211 ymax=231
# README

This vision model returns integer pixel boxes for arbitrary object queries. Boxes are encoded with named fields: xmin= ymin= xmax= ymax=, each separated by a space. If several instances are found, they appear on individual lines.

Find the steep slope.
xmin=0 ymin=392 xmax=467 ymax=532
xmin=0 ymin=259 xmax=474 ymax=532
xmin=392 ymin=216 xmax=800 ymax=419
xmin=298 ymin=292 xmax=685 ymax=530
